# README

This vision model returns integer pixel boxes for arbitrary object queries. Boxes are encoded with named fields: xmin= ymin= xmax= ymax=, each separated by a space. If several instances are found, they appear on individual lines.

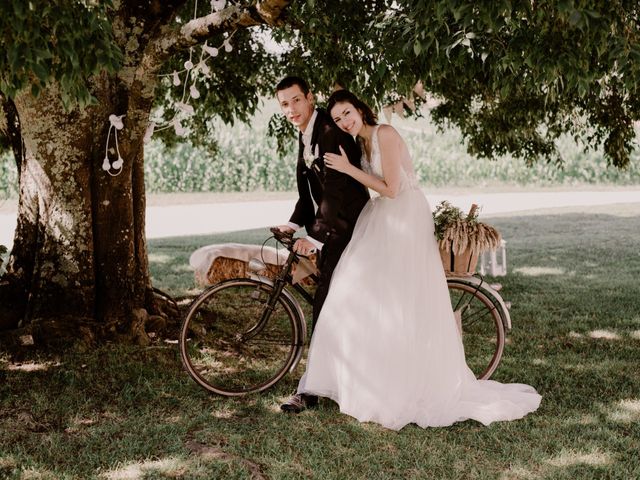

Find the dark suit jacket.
xmin=290 ymin=109 xmax=370 ymax=244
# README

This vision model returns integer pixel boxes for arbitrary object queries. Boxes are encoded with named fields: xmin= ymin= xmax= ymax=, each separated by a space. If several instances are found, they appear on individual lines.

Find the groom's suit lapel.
xmin=297 ymin=131 xmax=305 ymax=164
xmin=308 ymin=109 xmax=326 ymax=183
xmin=295 ymin=109 xmax=325 ymax=207
xmin=296 ymin=122 xmax=321 ymax=214
xmin=305 ymin=118 xmax=324 ymax=204
xmin=310 ymin=109 xmax=323 ymax=156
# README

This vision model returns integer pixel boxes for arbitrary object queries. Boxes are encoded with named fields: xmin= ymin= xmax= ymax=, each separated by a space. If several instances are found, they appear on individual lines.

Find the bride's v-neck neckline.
xmin=360 ymin=125 xmax=379 ymax=164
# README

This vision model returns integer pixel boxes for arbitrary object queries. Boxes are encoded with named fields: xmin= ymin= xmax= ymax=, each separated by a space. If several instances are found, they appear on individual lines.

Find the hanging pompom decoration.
xmin=147 ymin=30 xmax=238 ymax=144
xmin=143 ymin=122 xmax=155 ymax=144
xmin=203 ymin=45 xmax=219 ymax=58
xmin=211 ymin=0 xmax=226 ymax=12
xmin=103 ymin=114 xmax=125 ymax=176
xmin=199 ymin=62 xmax=211 ymax=76
xmin=111 ymin=157 xmax=123 ymax=170
xmin=176 ymin=102 xmax=195 ymax=115
xmin=109 ymin=114 xmax=124 ymax=130
xmin=173 ymin=119 xmax=187 ymax=137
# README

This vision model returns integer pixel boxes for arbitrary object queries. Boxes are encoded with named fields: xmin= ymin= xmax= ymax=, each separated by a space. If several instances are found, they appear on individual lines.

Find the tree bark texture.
xmin=0 ymin=0 xmax=290 ymax=343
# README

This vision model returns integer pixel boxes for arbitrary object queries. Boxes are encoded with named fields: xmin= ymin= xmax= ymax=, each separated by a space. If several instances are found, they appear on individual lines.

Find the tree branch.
xmin=155 ymin=0 xmax=291 ymax=56
xmin=255 ymin=0 xmax=291 ymax=25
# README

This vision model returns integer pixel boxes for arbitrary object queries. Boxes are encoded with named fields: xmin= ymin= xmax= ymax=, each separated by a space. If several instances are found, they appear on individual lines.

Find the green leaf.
xmin=569 ymin=10 xmax=582 ymax=27
xmin=7 ymin=45 xmax=21 ymax=71
xmin=32 ymin=62 xmax=49 ymax=83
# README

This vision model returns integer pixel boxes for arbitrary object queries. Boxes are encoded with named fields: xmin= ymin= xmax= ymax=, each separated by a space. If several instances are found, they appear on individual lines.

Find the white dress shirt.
xmin=288 ymin=110 xmax=323 ymax=251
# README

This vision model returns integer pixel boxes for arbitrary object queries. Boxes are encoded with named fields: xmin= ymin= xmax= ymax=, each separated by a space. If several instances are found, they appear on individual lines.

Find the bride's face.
xmin=331 ymin=101 xmax=364 ymax=136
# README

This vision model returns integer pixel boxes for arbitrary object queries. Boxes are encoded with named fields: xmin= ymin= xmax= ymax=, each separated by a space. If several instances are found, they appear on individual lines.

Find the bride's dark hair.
xmin=327 ymin=89 xmax=378 ymax=126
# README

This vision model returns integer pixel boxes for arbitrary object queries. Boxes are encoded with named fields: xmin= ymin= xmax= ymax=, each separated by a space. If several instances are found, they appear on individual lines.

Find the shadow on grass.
xmin=1 ymin=207 xmax=639 ymax=478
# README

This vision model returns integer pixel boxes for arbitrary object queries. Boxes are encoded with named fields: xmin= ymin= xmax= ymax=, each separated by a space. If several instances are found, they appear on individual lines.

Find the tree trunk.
xmin=0 ymin=69 xmax=161 ymax=346
xmin=0 ymin=80 xmax=162 ymax=344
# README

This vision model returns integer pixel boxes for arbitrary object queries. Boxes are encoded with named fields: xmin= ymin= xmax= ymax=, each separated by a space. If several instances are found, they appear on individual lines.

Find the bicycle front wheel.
xmin=179 ymin=279 xmax=303 ymax=396
xmin=447 ymin=281 xmax=505 ymax=380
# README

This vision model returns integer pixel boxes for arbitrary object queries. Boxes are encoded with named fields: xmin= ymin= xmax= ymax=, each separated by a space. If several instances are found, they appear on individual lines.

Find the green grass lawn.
xmin=1 ymin=203 xmax=639 ymax=479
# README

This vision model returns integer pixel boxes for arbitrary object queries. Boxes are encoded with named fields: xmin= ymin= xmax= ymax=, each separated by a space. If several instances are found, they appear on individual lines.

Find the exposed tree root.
xmin=185 ymin=440 xmax=268 ymax=480
xmin=0 ymin=286 xmax=192 ymax=353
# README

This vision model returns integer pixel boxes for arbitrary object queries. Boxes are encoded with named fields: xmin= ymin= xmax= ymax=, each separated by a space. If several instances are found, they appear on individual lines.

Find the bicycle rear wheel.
xmin=179 ymin=278 xmax=303 ymax=396
xmin=447 ymin=281 xmax=505 ymax=380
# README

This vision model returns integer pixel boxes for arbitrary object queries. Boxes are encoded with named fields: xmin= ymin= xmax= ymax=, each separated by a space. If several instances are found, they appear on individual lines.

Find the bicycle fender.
xmin=447 ymin=276 xmax=512 ymax=331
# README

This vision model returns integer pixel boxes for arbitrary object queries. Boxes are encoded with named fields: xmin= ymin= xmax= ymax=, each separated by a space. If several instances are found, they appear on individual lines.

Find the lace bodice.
xmin=360 ymin=126 xmax=419 ymax=193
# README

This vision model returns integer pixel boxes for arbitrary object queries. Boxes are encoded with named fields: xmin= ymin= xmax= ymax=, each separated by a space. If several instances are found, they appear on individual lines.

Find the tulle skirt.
xmin=298 ymin=188 xmax=541 ymax=430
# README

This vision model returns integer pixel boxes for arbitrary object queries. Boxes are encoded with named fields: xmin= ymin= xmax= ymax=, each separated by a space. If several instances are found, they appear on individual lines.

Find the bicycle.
xmin=179 ymin=229 xmax=511 ymax=396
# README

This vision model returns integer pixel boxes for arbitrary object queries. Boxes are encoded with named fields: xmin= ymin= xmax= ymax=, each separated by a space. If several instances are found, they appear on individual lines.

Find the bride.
xmin=293 ymin=89 xmax=541 ymax=430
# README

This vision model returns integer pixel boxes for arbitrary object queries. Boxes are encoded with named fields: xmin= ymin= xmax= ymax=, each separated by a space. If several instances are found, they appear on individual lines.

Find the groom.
xmin=274 ymin=76 xmax=369 ymax=413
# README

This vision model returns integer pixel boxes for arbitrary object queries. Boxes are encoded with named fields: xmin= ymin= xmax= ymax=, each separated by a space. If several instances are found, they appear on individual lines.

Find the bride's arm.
xmin=324 ymin=125 xmax=403 ymax=198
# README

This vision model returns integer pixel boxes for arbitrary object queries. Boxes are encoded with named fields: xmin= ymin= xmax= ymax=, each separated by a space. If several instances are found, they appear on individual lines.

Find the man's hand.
xmin=293 ymin=238 xmax=316 ymax=256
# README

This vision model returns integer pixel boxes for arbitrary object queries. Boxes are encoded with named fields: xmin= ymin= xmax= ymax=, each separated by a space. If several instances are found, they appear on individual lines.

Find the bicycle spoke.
xmin=459 ymin=302 xmax=499 ymax=327
xmin=451 ymin=289 xmax=472 ymax=312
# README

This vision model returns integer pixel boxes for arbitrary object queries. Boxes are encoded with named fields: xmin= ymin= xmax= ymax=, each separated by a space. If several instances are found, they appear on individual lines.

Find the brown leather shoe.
xmin=280 ymin=393 xmax=318 ymax=413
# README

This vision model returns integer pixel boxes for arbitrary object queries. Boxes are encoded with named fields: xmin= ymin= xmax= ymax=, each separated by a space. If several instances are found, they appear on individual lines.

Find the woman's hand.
xmin=323 ymin=146 xmax=352 ymax=174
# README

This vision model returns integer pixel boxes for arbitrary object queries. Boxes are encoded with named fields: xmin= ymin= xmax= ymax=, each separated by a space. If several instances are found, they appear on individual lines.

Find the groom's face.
xmin=277 ymin=85 xmax=315 ymax=132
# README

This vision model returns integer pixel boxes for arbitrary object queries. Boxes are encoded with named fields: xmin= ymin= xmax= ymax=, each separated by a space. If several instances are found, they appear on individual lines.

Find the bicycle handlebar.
xmin=269 ymin=227 xmax=295 ymax=249
xmin=268 ymin=227 xmax=316 ymax=262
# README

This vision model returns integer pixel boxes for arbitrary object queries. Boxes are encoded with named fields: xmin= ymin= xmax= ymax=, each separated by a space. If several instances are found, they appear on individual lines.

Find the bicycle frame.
xmin=247 ymin=252 xmax=315 ymax=373
xmin=240 ymin=253 xmax=297 ymax=342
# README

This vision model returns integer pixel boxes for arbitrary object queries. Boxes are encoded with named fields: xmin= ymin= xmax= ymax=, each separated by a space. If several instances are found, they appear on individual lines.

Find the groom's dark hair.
xmin=276 ymin=76 xmax=310 ymax=95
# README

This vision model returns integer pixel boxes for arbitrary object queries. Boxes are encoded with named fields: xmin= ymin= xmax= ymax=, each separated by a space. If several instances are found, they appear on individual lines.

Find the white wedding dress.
xmin=297 ymin=126 xmax=541 ymax=430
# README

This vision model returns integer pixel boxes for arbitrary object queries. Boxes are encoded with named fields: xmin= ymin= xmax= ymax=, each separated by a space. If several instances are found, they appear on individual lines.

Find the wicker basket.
xmin=435 ymin=203 xmax=500 ymax=276
xmin=439 ymin=243 xmax=479 ymax=277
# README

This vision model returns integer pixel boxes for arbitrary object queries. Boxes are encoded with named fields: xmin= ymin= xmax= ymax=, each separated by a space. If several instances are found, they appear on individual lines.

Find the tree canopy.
xmin=0 ymin=1 xmax=122 ymax=106
xmin=2 ymin=0 xmax=639 ymax=167
xmin=0 ymin=0 xmax=639 ymax=340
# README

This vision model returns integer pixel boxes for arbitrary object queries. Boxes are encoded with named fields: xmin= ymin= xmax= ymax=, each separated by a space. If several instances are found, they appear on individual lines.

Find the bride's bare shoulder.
xmin=377 ymin=124 xmax=404 ymax=147
xmin=378 ymin=124 xmax=400 ymax=141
